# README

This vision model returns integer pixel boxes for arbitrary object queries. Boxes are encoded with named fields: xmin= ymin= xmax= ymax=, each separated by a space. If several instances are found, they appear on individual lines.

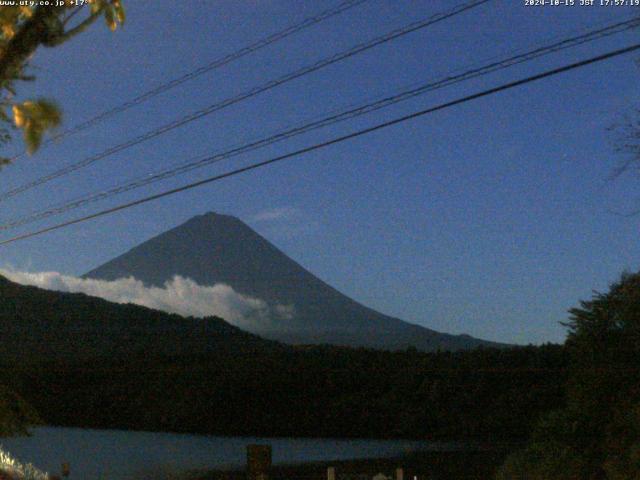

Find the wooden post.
xmin=327 ymin=466 xmax=336 ymax=480
xmin=395 ymin=467 xmax=403 ymax=480
xmin=247 ymin=444 xmax=272 ymax=480
xmin=61 ymin=462 xmax=70 ymax=478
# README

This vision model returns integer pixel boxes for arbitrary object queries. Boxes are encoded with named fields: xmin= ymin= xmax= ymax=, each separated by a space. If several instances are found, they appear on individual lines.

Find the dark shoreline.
xmin=190 ymin=448 xmax=514 ymax=480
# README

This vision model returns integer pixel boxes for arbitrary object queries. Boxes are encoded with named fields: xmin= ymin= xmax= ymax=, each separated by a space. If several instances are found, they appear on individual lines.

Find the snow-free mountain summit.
xmin=84 ymin=212 xmax=501 ymax=351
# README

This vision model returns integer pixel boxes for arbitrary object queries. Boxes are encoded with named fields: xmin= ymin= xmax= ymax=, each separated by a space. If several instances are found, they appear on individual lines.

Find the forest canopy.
xmin=497 ymin=271 xmax=640 ymax=479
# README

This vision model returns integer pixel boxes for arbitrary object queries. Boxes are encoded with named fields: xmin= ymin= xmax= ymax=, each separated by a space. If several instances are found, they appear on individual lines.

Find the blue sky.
xmin=0 ymin=0 xmax=639 ymax=344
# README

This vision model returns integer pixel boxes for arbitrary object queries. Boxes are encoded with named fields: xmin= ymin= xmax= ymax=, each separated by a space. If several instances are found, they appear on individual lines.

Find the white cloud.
xmin=250 ymin=207 xmax=319 ymax=239
xmin=0 ymin=269 xmax=294 ymax=332
xmin=251 ymin=206 xmax=299 ymax=222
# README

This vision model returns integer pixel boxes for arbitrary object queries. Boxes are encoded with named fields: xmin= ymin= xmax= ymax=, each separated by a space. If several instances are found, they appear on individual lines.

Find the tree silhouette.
xmin=497 ymin=271 xmax=640 ymax=479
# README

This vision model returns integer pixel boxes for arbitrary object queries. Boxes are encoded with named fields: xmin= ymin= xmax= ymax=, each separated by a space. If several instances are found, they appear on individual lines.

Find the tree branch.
xmin=47 ymin=9 xmax=103 ymax=47
xmin=0 ymin=7 xmax=60 ymax=88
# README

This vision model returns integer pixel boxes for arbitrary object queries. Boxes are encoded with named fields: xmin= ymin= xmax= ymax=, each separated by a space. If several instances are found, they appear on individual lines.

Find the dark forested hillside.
xmin=0 ymin=274 xmax=566 ymax=441
xmin=3 ymin=344 xmax=566 ymax=441
xmin=0 ymin=274 xmax=280 ymax=363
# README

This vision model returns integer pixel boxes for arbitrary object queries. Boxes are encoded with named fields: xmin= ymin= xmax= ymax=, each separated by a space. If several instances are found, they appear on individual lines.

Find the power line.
xmin=9 ymin=0 xmax=371 ymax=162
xmin=1 ymin=15 xmax=637 ymax=231
xmin=2 ymin=42 xmax=637 ymax=246
xmin=0 ymin=0 xmax=490 ymax=203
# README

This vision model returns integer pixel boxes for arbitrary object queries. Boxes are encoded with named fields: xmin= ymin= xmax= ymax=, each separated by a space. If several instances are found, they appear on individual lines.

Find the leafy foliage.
xmin=0 ymin=384 xmax=39 ymax=437
xmin=496 ymin=271 xmax=640 ymax=479
xmin=12 ymin=99 xmax=61 ymax=153
xmin=0 ymin=1 xmax=124 ymax=160
xmin=0 ymin=447 xmax=49 ymax=480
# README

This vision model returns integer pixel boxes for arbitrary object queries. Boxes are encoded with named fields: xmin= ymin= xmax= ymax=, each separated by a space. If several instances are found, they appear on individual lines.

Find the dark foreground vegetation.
xmin=0 ymin=271 xmax=638 ymax=479
xmin=495 ymin=271 xmax=640 ymax=479
xmin=0 ymin=273 xmax=565 ymax=441
xmin=2 ymin=343 xmax=565 ymax=441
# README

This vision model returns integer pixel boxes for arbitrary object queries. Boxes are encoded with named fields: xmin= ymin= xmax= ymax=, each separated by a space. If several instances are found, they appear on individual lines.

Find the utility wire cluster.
xmin=8 ymin=0 xmax=371 ymax=162
xmin=0 ymin=0 xmax=638 ymax=244
xmin=0 ymin=0 xmax=489 ymax=202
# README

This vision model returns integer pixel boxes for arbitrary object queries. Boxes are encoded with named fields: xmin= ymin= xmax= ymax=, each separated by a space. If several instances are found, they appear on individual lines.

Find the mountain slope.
xmin=0 ymin=274 xmax=278 ymax=363
xmin=84 ymin=212 xmax=503 ymax=351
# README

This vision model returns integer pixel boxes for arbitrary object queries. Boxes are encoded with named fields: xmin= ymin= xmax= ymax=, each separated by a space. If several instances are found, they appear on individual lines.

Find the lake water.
xmin=0 ymin=427 xmax=446 ymax=480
